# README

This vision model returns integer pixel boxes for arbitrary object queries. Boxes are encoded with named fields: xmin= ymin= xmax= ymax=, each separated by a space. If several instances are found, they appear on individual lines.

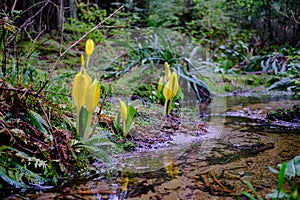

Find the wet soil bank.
xmin=3 ymin=96 xmax=300 ymax=200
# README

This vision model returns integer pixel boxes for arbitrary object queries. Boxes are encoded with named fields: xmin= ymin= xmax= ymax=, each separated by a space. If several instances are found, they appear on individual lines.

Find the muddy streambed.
xmin=4 ymin=95 xmax=300 ymax=200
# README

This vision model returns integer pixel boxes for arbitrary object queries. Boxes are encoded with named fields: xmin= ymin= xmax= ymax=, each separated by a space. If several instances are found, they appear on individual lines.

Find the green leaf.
xmin=266 ymin=189 xmax=290 ymax=199
xmin=83 ymin=145 xmax=111 ymax=163
xmin=113 ymin=112 xmax=121 ymax=133
xmin=278 ymin=155 xmax=300 ymax=178
xmin=237 ymin=192 xmax=257 ymax=200
xmin=277 ymin=162 xmax=286 ymax=197
xmin=79 ymin=106 xmax=88 ymax=138
xmin=127 ymin=106 xmax=135 ymax=120
xmin=124 ymin=106 xmax=135 ymax=137
xmin=242 ymin=180 xmax=258 ymax=197
xmin=268 ymin=166 xmax=279 ymax=174
xmin=0 ymin=166 xmax=26 ymax=188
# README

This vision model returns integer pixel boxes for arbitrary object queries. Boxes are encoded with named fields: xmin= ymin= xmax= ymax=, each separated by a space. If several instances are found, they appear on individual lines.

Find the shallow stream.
xmin=4 ymin=95 xmax=300 ymax=200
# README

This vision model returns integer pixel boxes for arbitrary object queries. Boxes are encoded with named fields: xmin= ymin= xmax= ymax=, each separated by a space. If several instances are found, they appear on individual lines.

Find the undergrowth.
xmin=0 ymin=79 xmax=90 ymax=190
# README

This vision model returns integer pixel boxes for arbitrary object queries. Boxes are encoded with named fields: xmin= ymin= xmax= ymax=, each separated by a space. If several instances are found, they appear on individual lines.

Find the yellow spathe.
xmin=85 ymin=79 xmax=100 ymax=113
xmin=163 ymin=71 xmax=178 ymax=101
xmin=72 ymin=69 xmax=92 ymax=112
xmin=158 ymin=77 xmax=163 ymax=93
xmin=119 ymin=99 xmax=128 ymax=121
xmin=164 ymin=62 xmax=171 ymax=82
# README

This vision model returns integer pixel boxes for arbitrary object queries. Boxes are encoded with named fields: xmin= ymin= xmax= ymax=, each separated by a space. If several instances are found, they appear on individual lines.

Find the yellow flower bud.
xmin=85 ymin=39 xmax=95 ymax=56
xmin=81 ymin=54 xmax=85 ymax=68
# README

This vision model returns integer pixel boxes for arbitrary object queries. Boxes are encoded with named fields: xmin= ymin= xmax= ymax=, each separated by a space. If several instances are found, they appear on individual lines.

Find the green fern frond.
xmin=14 ymin=162 xmax=47 ymax=185
xmin=15 ymin=150 xmax=48 ymax=169
xmin=0 ymin=148 xmax=48 ymax=188
xmin=28 ymin=110 xmax=50 ymax=135
xmin=0 ymin=166 xmax=26 ymax=188
xmin=81 ymin=135 xmax=112 ymax=147
xmin=83 ymin=145 xmax=111 ymax=163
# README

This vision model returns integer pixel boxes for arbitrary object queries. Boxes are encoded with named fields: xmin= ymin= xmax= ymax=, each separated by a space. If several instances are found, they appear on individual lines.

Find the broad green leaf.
xmin=278 ymin=155 xmax=300 ymax=178
xmin=113 ymin=112 xmax=121 ymax=133
xmin=124 ymin=106 xmax=135 ymax=135
xmin=127 ymin=106 xmax=135 ymax=119
xmin=79 ymin=106 xmax=88 ymax=138
xmin=266 ymin=189 xmax=289 ymax=199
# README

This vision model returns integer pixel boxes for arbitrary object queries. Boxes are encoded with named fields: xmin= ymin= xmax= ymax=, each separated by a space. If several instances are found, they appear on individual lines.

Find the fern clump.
xmin=0 ymin=80 xmax=91 ymax=190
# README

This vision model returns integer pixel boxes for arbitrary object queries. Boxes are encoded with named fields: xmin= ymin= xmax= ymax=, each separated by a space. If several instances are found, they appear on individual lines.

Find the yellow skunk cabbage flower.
xmin=163 ymin=71 xmax=179 ymax=115
xmin=119 ymin=99 xmax=128 ymax=121
xmin=85 ymin=39 xmax=95 ymax=56
xmin=163 ymin=71 xmax=178 ymax=101
xmin=72 ymin=69 xmax=92 ymax=112
xmin=158 ymin=77 xmax=163 ymax=93
xmin=164 ymin=62 xmax=171 ymax=81
xmin=72 ymin=39 xmax=101 ymax=139
xmin=116 ymin=99 xmax=135 ymax=137
xmin=85 ymin=79 xmax=100 ymax=113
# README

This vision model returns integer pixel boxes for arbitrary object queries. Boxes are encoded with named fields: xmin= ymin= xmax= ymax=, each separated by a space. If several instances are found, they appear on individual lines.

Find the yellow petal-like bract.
xmin=163 ymin=71 xmax=178 ymax=101
xmin=164 ymin=62 xmax=171 ymax=82
xmin=170 ymin=71 xmax=178 ymax=99
xmin=85 ymin=39 xmax=95 ymax=56
xmin=119 ymin=99 xmax=128 ymax=121
xmin=158 ymin=77 xmax=163 ymax=93
xmin=163 ymin=79 xmax=172 ymax=101
xmin=72 ymin=69 xmax=92 ymax=110
xmin=85 ymin=79 xmax=100 ymax=113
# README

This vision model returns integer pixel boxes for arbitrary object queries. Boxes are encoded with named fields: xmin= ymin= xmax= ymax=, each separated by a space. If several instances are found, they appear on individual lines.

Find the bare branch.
xmin=50 ymin=5 xmax=124 ymax=72
xmin=8 ymin=0 xmax=50 ymax=44
xmin=270 ymin=2 xmax=300 ymax=24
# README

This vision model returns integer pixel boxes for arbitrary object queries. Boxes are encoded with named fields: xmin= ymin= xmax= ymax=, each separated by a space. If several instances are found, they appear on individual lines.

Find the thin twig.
xmin=8 ymin=0 xmax=50 ymax=44
xmin=270 ymin=2 xmax=300 ymax=24
xmin=59 ymin=0 xmax=64 ymax=55
xmin=50 ymin=5 xmax=124 ymax=74
xmin=90 ymin=89 xmax=109 ymax=138
xmin=23 ymin=25 xmax=47 ymax=71
xmin=0 ymin=87 xmax=40 ymax=97
xmin=210 ymin=171 xmax=234 ymax=193
xmin=98 ymin=89 xmax=109 ymax=120
xmin=11 ymin=0 xmax=18 ymax=16
xmin=36 ymin=80 xmax=49 ymax=96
